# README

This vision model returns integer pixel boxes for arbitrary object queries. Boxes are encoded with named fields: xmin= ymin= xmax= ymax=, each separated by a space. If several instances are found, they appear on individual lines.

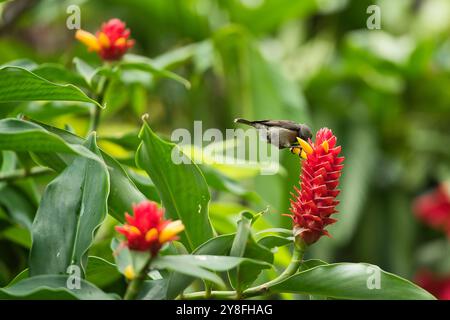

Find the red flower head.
xmin=415 ymin=269 xmax=450 ymax=300
xmin=115 ymin=201 xmax=184 ymax=255
xmin=413 ymin=183 xmax=450 ymax=237
xmin=289 ymin=128 xmax=344 ymax=245
xmin=75 ymin=18 xmax=134 ymax=61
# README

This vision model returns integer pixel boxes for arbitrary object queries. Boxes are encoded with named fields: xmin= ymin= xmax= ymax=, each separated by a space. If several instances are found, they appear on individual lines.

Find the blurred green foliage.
xmin=0 ymin=0 xmax=449 ymax=287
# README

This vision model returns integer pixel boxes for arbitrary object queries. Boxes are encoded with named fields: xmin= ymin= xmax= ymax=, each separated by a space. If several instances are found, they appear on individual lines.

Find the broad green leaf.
xmin=0 ymin=275 xmax=116 ymax=300
xmin=270 ymin=263 xmax=436 ymax=300
xmin=153 ymin=255 xmax=270 ymax=288
xmin=0 ymin=118 xmax=100 ymax=162
xmin=29 ymin=134 xmax=109 ymax=276
xmin=0 ymin=226 xmax=31 ymax=248
xmin=229 ymin=211 xmax=273 ymax=291
xmin=28 ymin=120 xmax=146 ymax=222
xmin=32 ymin=63 xmax=88 ymax=88
xmin=136 ymin=121 xmax=214 ymax=251
xmin=0 ymin=66 xmax=101 ymax=107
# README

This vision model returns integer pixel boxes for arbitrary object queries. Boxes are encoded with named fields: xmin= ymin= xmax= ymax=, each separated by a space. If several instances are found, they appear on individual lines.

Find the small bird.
xmin=234 ymin=118 xmax=313 ymax=155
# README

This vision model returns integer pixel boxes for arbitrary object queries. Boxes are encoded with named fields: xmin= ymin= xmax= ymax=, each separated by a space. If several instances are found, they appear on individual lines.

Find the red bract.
xmin=75 ymin=18 xmax=134 ymax=61
xmin=415 ymin=269 xmax=450 ymax=300
xmin=289 ymin=128 xmax=344 ymax=245
xmin=115 ymin=201 xmax=184 ymax=255
xmin=413 ymin=184 xmax=450 ymax=237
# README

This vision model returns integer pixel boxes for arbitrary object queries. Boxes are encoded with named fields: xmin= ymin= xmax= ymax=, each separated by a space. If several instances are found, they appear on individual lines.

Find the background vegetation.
xmin=0 ymin=0 xmax=449 ymax=295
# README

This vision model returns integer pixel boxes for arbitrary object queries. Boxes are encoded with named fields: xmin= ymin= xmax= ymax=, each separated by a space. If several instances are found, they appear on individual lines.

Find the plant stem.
xmin=124 ymin=257 xmax=153 ymax=300
xmin=0 ymin=167 xmax=53 ymax=182
xmin=180 ymin=241 xmax=307 ymax=300
xmin=89 ymin=76 xmax=108 ymax=133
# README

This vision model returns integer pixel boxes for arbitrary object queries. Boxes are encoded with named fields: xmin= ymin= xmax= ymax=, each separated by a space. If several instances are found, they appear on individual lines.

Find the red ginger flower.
xmin=115 ymin=201 xmax=184 ymax=255
xmin=289 ymin=128 xmax=344 ymax=245
xmin=413 ymin=183 xmax=450 ymax=237
xmin=415 ymin=269 xmax=450 ymax=300
xmin=75 ymin=18 xmax=134 ymax=61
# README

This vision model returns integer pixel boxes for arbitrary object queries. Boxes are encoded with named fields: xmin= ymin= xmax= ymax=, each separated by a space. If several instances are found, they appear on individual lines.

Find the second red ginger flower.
xmin=75 ymin=18 xmax=134 ymax=61
xmin=115 ymin=201 xmax=184 ymax=255
xmin=289 ymin=128 xmax=344 ymax=245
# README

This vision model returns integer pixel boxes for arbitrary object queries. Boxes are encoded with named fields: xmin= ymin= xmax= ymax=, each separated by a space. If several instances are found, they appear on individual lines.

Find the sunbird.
xmin=234 ymin=118 xmax=313 ymax=155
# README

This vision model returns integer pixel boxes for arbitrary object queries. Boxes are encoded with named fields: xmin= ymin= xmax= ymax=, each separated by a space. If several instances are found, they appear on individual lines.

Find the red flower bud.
xmin=289 ymin=128 xmax=344 ymax=245
xmin=115 ymin=201 xmax=184 ymax=255
xmin=413 ymin=183 xmax=450 ymax=237
xmin=75 ymin=18 xmax=134 ymax=61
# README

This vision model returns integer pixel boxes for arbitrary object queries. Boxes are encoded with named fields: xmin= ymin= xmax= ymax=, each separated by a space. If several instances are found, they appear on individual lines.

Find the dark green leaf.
xmin=29 ymin=134 xmax=109 ymax=276
xmin=136 ymin=121 xmax=214 ymax=251
xmin=270 ymin=263 xmax=436 ymax=300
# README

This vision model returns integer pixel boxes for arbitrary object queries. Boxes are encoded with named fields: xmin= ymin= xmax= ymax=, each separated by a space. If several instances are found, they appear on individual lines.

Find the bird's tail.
xmin=234 ymin=118 xmax=253 ymax=126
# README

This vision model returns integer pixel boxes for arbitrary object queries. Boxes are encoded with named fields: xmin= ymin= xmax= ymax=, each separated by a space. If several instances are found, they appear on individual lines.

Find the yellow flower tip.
xmin=75 ymin=29 xmax=101 ymax=51
xmin=128 ymin=225 xmax=141 ymax=236
xmin=290 ymin=147 xmax=301 ymax=155
xmin=145 ymin=228 xmax=158 ymax=242
xmin=114 ymin=37 xmax=126 ymax=47
xmin=124 ymin=265 xmax=135 ymax=280
xmin=97 ymin=32 xmax=111 ymax=48
xmin=297 ymin=137 xmax=313 ymax=155
xmin=300 ymin=150 xmax=308 ymax=160
xmin=159 ymin=220 xmax=185 ymax=244
xmin=322 ymin=140 xmax=329 ymax=153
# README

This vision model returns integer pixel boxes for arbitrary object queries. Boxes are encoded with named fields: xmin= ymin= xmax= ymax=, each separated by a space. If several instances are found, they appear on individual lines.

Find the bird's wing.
xmin=253 ymin=120 xmax=301 ymax=130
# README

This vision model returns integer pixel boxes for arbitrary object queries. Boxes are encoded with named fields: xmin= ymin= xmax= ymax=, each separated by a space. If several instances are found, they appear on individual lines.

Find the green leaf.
xmin=229 ymin=212 xmax=273 ymax=290
xmin=136 ymin=121 xmax=214 ymax=251
xmin=270 ymin=263 xmax=436 ymax=300
xmin=28 ymin=120 xmax=146 ymax=222
xmin=0 ymin=118 xmax=101 ymax=162
xmin=0 ymin=275 xmax=116 ymax=300
xmin=73 ymin=58 xmax=97 ymax=87
xmin=29 ymin=134 xmax=110 ymax=277
xmin=85 ymin=256 xmax=121 ymax=288
xmin=166 ymin=234 xmax=234 ymax=299
xmin=138 ymin=280 xmax=168 ymax=300
xmin=0 ymin=66 xmax=101 ymax=107
xmin=0 ymin=185 xmax=36 ymax=229
xmin=121 ymin=54 xmax=191 ymax=89
xmin=153 ymin=255 xmax=270 ymax=288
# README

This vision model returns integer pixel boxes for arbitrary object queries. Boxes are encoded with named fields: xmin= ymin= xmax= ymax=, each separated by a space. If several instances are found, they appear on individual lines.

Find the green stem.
xmin=124 ymin=257 xmax=152 ymax=300
xmin=0 ymin=167 xmax=53 ymax=182
xmin=180 ymin=241 xmax=307 ymax=300
xmin=89 ymin=76 xmax=109 ymax=133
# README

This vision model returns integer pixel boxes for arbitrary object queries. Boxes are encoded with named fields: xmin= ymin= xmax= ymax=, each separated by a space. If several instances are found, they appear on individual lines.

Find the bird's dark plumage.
xmin=234 ymin=118 xmax=312 ymax=149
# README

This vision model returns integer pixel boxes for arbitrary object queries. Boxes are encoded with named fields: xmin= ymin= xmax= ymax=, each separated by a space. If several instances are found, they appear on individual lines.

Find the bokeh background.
xmin=1 ymin=0 xmax=449 ymax=296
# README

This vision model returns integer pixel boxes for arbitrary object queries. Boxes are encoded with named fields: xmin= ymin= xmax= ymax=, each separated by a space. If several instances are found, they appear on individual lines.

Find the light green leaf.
xmin=0 ymin=66 xmax=101 ymax=107
xmin=0 ymin=118 xmax=101 ymax=162
xmin=121 ymin=54 xmax=191 ymax=89
xmin=29 ymin=134 xmax=110 ymax=277
xmin=153 ymin=255 xmax=270 ymax=288
xmin=136 ymin=121 xmax=214 ymax=251
xmin=85 ymin=256 xmax=121 ymax=288
xmin=270 ymin=263 xmax=436 ymax=300
xmin=0 ymin=275 xmax=116 ymax=300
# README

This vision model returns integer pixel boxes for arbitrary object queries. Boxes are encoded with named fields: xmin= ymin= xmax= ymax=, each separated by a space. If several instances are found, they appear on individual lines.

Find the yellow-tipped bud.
xmin=127 ymin=225 xmax=141 ymax=236
xmin=301 ymin=150 xmax=308 ymax=159
xmin=97 ymin=32 xmax=111 ymax=48
xmin=290 ymin=147 xmax=301 ymax=155
xmin=297 ymin=137 xmax=313 ymax=155
xmin=114 ymin=37 xmax=126 ymax=47
xmin=75 ymin=30 xmax=101 ymax=52
xmin=145 ymin=228 xmax=158 ymax=242
xmin=159 ymin=220 xmax=185 ymax=244
xmin=322 ymin=140 xmax=329 ymax=153
xmin=124 ymin=265 xmax=135 ymax=280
